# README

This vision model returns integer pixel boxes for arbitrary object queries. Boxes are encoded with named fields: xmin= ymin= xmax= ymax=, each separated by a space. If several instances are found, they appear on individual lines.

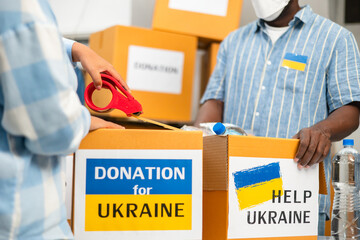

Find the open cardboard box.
xmin=72 ymin=129 xmax=203 ymax=240
xmin=86 ymin=25 xmax=197 ymax=123
xmin=203 ymin=135 xmax=327 ymax=240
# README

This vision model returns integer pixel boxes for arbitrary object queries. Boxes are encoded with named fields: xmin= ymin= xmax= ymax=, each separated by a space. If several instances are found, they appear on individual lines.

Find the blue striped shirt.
xmin=0 ymin=0 xmax=90 ymax=239
xmin=202 ymin=5 xmax=360 ymax=217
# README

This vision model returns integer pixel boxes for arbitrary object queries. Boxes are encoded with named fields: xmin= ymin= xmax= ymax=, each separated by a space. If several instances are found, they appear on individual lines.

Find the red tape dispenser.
xmin=84 ymin=73 xmax=142 ymax=117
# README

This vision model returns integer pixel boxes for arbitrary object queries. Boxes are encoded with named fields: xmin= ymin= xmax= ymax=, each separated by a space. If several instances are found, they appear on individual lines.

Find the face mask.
xmin=251 ymin=0 xmax=290 ymax=21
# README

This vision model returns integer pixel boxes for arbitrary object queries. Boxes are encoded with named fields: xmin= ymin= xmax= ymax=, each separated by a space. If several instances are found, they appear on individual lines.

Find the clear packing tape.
xmin=132 ymin=115 xmax=181 ymax=131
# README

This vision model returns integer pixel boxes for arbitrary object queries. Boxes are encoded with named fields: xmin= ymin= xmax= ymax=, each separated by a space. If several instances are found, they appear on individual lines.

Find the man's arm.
xmin=194 ymin=99 xmax=224 ymax=127
xmin=293 ymin=103 xmax=360 ymax=168
xmin=195 ymin=33 xmax=234 ymax=127
xmin=294 ymin=30 xmax=360 ymax=168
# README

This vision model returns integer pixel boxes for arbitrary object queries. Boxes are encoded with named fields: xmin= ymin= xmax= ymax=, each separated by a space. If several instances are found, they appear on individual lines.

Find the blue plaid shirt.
xmin=0 ymin=0 xmax=90 ymax=239
xmin=202 ymin=5 xmax=360 ymax=218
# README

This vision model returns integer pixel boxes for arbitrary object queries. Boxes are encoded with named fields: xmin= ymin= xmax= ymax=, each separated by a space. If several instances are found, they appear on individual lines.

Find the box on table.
xmin=152 ymin=0 xmax=243 ymax=43
xmin=86 ymin=25 xmax=197 ymax=122
xmin=203 ymin=135 xmax=327 ymax=240
xmin=72 ymin=129 xmax=203 ymax=240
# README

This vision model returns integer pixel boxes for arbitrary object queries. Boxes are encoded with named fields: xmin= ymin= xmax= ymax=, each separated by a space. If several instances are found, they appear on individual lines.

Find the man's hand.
xmin=292 ymin=103 xmax=360 ymax=168
xmin=90 ymin=116 xmax=125 ymax=131
xmin=292 ymin=126 xmax=331 ymax=168
xmin=72 ymin=42 xmax=130 ymax=91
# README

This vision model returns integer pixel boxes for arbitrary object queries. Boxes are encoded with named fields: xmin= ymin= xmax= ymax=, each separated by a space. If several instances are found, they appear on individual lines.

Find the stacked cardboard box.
xmin=153 ymin=0 xmax=243 ymax=43
xmin=86 ymin=25 xmax=197 ymax=122
xmin=86 ymin=1 xmax=242 ymax=124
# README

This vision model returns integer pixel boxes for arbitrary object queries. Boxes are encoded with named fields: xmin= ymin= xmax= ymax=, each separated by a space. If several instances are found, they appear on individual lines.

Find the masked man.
xmin=195 ymin=0 xmax=360 ymax=235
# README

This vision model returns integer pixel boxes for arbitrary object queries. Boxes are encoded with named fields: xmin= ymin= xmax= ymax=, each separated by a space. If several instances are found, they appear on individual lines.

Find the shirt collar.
xmin=255 ymin=5 xmax=313 ymax=33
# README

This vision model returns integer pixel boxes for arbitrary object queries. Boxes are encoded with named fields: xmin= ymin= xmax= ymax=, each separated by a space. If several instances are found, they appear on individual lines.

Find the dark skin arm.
xmin=293 ymin=102 xmax=360 ymax=168
xmin=196 ymin=0 xmax=360 ymax=170
xmin=195 ymin=101 xmax=359 ymax=169
xmin=194 ymin=99 xmax=223 ymax=127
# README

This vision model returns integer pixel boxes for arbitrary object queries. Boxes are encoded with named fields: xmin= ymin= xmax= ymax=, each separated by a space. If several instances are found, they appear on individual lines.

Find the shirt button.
xmin=255 ymin=112 xmax=260 ymax=117
xmin=262 ymin=86 xmax=266 ymax=90
xmin=267 ymin=60 xmax=272 ymax=65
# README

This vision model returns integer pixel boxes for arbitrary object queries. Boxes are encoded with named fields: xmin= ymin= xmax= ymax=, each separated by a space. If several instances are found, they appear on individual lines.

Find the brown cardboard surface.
xmin=153 ymin=0 xmax=243 ymax=42
xmin=208 ymin=43 xmax=220 ymax=77
xmin=72 ymin=129 xmax=203 ymax=235
xmin=201 ymin=43 xmax=220 ymax=97
xmin=203 ymin=135 xmax=325 ymax=240
xmin=203 ymin=136 xmax=228 ymax=191
xmin=79 ymin=129 xmax=203 ymax=150
xmin=227 ymin=135 xmax=327 ymax=195
xmin=87 ymin=25 xmax=197 ymax=122
xmin=203 ymin=135 xmax=327 ymax=194
xmin=203 ymin=191 xmax=228 ymax=240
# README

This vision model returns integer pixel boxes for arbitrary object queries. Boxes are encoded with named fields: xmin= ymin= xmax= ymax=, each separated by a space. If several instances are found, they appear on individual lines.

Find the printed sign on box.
xmin=127 ymin=45 xmax=184 ymax=94
xmin=228 ymin=157 xmax=319 ymax=239
xmin=202 ymin=135 xmax=327 ymax=240
xmin=74 ymin=148 xmax=202 ymax=240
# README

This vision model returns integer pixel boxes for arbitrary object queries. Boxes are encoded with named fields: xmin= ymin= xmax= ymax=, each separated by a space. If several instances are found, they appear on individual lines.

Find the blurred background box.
xmin=86 ymin=25 xmax=197 ymax=122
xmin=200 ymin=43 xmax=220 ymax=97
xmin=152 ymin=0 xmax=243 ymax=43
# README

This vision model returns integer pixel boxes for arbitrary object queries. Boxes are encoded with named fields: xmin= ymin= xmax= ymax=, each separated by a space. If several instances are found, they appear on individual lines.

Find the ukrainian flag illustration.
xmin=233 ymin=162 xmax=283 ymax=210
xmin=281 ymin=53 xmax=308 ymax=71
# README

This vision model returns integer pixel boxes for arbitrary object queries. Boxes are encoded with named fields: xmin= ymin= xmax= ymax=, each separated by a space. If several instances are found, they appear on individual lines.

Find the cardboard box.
xmin=73 ymin=129 xmax=203 ymax=240
xmin=208 ymin=43 xmax=220 ymax=77
xmin=201 ymin=43 xmax=220 ymax=97
xmin=203 ymin=135 xmax=327 ymax=240
xmin=86 ymin=25 xmax=197 ymax=122
xmin=152 ymin=0 xmax=243 ymax=43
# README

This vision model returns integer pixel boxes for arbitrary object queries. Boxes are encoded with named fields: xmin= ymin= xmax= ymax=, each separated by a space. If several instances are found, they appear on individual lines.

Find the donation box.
xmin=203 ymin=135 xmax=327 ymax=240
xmin=87 ymin=25 xmax=197 ymax=122
xmin=73 ymin=129 xmax=203 ymax=240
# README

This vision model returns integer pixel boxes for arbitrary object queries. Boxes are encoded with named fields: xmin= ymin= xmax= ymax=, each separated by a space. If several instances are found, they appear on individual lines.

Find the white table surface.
xmin=318 ymin=237 xmax=333 ymax=240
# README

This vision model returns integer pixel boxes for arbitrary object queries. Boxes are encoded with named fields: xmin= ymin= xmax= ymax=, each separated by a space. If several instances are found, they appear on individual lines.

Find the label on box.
xmin=169 ymin=0 xmax=229 ymax=17
xmin=74 ymin=149 xmax=202 ymax=240
xmin=127 ymin=45 xmax=184 ymax=95
xmin=228 ymin=157 xmax=319 ymax=239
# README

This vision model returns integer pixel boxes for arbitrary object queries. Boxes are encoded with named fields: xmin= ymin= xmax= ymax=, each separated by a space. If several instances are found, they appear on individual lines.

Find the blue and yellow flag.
xmin=282 ymin=53 xmax=308 ymax=71
xmin=233 ymin=162 xmax=283 ymax=210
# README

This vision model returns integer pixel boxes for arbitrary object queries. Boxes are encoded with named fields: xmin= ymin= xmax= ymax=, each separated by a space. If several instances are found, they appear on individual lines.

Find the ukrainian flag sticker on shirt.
xmin=282 ymin=53 xmax=308 ymax=71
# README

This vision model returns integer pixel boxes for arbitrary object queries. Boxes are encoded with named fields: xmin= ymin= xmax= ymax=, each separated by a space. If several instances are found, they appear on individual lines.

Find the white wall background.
xmin=240 ymin=0 xmax=330 ymax=26
xmin=48 ymin=0 xmax=133 ymax=39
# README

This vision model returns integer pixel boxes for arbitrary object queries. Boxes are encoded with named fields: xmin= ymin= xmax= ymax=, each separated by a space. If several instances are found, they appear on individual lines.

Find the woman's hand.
xmin=90 ymin=116 xmax=125 ymax=131
xmin=72 ymin=42 xmax=130 ymax=92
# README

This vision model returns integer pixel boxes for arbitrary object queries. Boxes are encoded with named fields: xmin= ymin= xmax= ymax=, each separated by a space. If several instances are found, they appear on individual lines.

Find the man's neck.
xmin=265 ymin=0 xmax=301 ymax=27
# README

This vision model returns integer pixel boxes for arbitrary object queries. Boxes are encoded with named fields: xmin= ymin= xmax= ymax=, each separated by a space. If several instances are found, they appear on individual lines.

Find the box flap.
xmin=203 ymin=135 xmax=229 ymax=191
xmin=228 ymin=136 xmax=327 ymax=195
xmin=79 ymin=129 xmax=203 ymax=150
